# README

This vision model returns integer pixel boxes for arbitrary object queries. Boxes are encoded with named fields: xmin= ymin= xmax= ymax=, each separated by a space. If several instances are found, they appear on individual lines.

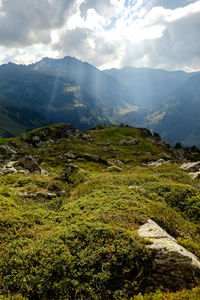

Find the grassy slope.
xmin=0 ymin=93 xmax=48 ymax=137
xmin=0 ymin=125 xmax=200 ymax=299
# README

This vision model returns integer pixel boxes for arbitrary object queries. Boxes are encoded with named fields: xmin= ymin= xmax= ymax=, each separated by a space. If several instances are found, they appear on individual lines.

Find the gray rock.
xmin=0 ymin=145 xmax=17 ymax=155
xmin=0 ymin=161 xmax=18 ymax=175
xmin=171 ymin=149 xmax=185 ymax=160
xmin=161 ymin=153 xmax=171 ymax=160
xmin=146 ymin=138 xmax=156 ymax=143
xmin=153 ymin=132 xmax=161 ymax=142
xmin=64 ymin=152 xmax=75 ymax=159
xmin=107 ymin=165 xmax=123 ymax=172
xmin=32 ymin=136 xmax=40 ymax=143
xmin=114 ymin=160 xmax=124 ymax=167
xmin=105 ymin=140 xmax=111 ymax=146
xmin=159 ymin=141 xmax=171 ymax=149
xmin=180 ymin=161 xmax=200 ymax=173
xmin=189 ymin=172 xmax=200 ymax=180
xmin=82 ymin=133 xmax=93 ymax=141
xmin=18 ymin=156 xmax=42 ymax=173
xmin=148 ymin=159 xmax=172 ymax=167
xmin=119 ymin=139 xmax=138 ymax=146
xmin=138 ymin=219 xmax=200 ymax=291
xmin=141 ymin=128 xmax=152 ymax=137
xmin=18 ymin=191 xmax=57 ymax=199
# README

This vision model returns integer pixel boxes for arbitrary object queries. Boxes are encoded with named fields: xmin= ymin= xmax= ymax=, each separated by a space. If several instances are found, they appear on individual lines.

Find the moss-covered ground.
xmin=0 ymin=125 xmax=200 ymax=299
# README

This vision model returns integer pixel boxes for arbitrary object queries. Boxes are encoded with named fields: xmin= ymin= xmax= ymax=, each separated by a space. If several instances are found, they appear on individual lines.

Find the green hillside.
xmin=0 ymin=63 xmax=109 ymax=130
xmin=0 ymin=124 xmax=200 ymax=299
xmin=0 ymin=93 xmax=48 ymax=137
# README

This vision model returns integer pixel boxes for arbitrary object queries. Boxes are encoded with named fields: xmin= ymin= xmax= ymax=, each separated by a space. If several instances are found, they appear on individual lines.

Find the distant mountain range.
xmin=146 ymin=73 xmax=200 ymax=147
xmin=0 ymin=56 xmax=199 ymax=146
xmin=104 ymin=66 xmax=198 ymax=108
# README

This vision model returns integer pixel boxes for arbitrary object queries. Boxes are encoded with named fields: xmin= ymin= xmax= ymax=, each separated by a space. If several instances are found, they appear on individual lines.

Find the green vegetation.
xmin=0 ymin=125 xmax=200 ymax=299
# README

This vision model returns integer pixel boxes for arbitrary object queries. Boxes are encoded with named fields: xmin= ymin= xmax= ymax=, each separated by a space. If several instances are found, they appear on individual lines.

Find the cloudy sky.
xmin=0 ymin=0 xmax=199 ymax=71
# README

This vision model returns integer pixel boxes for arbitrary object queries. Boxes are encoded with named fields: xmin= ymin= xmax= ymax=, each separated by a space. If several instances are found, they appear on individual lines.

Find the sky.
xmin=0 ymin=0 xmax=199 ymax=71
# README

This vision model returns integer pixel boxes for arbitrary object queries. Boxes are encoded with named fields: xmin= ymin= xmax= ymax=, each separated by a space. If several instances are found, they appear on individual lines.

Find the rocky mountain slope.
xmin=0 ymin=57 xmax=200 ymax=148
xmin=0 ymin=123 xmax=200 ymax=299
xmin=0 ymin=62 xmax=109 ymax=130
xmin=146 ymin=73 xmax=200 ymax=147
xmin=104 ymin=66 xmax=198 ymax=108
xmin=31 ymin=57 xmax=133 ymax=113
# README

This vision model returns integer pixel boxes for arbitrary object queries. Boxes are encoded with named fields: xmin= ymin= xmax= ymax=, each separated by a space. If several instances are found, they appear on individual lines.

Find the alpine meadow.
xmin=0 ymin=1 xmax=200 ymax=299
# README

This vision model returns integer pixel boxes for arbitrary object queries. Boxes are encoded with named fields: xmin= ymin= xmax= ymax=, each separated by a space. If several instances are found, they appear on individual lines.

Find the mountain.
xmin=0 ymin=92 xmax=48 ymax=137
xmin=0 ymin=123 xmax=200 ymax=299
xmin=104 ymin=66 xmax=198 ymax=108
xmin=31 ymin=56 xmax=134 ymax=113
xmin=147 ymin=73 xmax=200 ymax=146
xmin=0 ymin=62 xmax=109 ymax=130
xmin=1 ymin=57 xmax=200 ymax=147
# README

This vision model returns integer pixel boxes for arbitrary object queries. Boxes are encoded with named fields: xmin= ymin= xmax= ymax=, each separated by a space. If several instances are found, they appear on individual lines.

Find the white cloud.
xmin=0 ymin=0 xmax=200 ymax=71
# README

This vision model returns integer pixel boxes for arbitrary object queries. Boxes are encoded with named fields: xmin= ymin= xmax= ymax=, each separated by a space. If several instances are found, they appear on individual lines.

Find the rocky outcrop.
xmin=138 ymin=219 xmax=200 ymax=291
xmin=147 ymin=159 xmax=172 ymax=167
xmin=0 ymin=161 xmax=18 ymax=175
xmin=81 ymin=133 xmax=93 ymax=141
xmin=20 ymin=123 xmax=80 ymax=147
xmin=0 ymin=145 xmax=17 ymax=156
xmin=180 ymin=161 xmax=200 ymax=172
xmin=18 ymin=156 xmax=42 ymax=174
xmin=18 ymin=191 xmax=58 ymax=200
xmin=180 ymin=161 xmax=200 ymax=179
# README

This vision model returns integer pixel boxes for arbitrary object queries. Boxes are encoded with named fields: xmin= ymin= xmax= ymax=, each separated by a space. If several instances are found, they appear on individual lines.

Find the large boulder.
xmin=18 ymin=156 xmax=42 ymax=173
xmin=147 ymin=159 xmax=172 ymax=167
xmin=119 ymin=139 xmax=138 ymax=146
xmin=138 ymin=219 xmax=200 ymax=292
xmin=0 ymin=161 xmax=18 ymax=175
xmin=180 ymin=161 xmax=200 ymax=172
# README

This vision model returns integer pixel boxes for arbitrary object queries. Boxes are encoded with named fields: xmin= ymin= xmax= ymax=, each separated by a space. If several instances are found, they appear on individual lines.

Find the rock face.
xmin=138 ymin=219 xmax=200 ymax=291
